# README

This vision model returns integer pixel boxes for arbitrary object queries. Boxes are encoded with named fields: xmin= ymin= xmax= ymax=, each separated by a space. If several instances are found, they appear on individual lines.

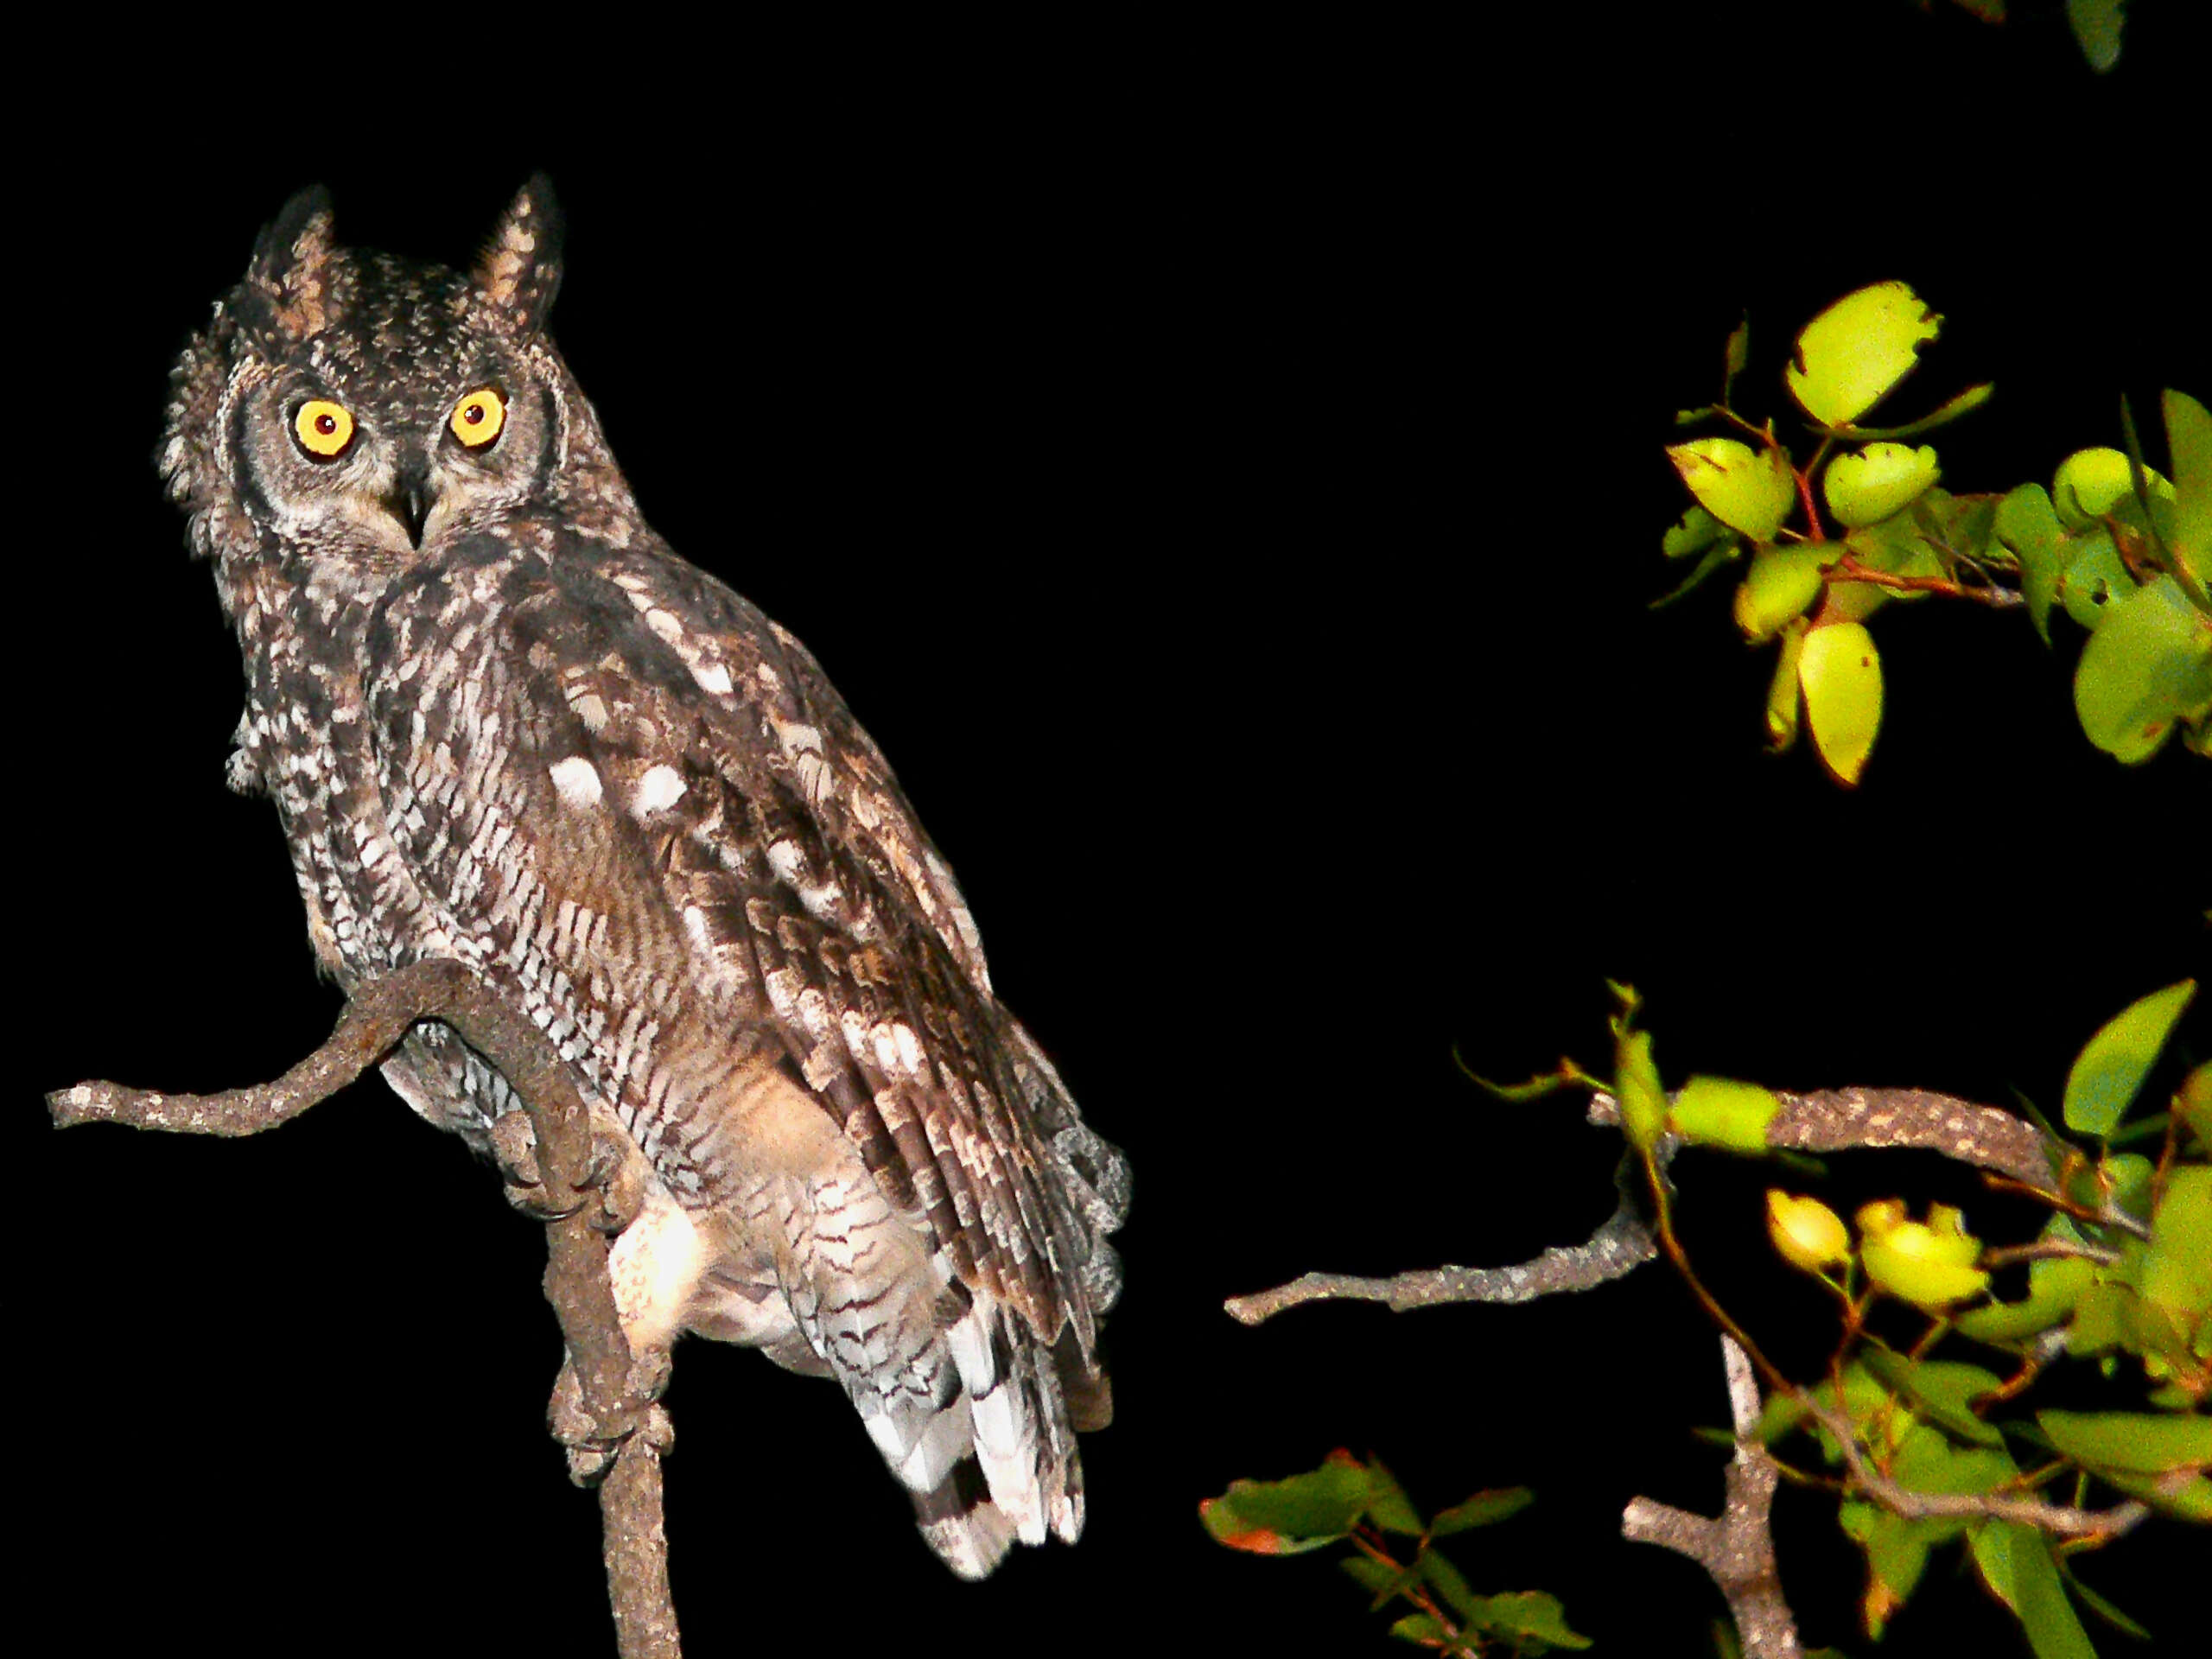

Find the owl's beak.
xmin=385 ymin=457 xmax=437 ymax=550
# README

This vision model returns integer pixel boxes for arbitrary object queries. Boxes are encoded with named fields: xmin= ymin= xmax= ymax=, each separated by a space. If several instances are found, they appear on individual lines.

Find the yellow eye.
xmin=292 ymin=399 xmax=355 ymax=459
xmin=449 ymin=386 xmax=506 ymax=448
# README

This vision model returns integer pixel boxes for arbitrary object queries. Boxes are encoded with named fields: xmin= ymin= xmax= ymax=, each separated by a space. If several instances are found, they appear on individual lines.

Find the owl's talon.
xmin=550 ymin=1357 xmax=672 ymax=1485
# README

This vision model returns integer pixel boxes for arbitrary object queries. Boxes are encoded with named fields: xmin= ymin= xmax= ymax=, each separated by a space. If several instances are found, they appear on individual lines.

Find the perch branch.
xmin=1622 ymin=1336 xmax=1801 ymax=1659
xmin=49 ymin=958 xmax=682 ymax=1659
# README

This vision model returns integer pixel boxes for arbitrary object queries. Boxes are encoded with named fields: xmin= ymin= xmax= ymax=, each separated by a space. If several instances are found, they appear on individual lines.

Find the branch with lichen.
xmin=49 ymin=959 xmax=682 ymax=1659
xmin=1223 ymin=1084 xmax=2080 ymax=1327
xmin=1622 ymin=1337 xmax=1801 ymax=1659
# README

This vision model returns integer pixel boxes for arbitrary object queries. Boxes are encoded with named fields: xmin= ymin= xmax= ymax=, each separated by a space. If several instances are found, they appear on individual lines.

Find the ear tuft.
xmin=245 ymin=186 xmax=339 ymax=340
xmin=475 ymin=175 xmax=564 ymax=334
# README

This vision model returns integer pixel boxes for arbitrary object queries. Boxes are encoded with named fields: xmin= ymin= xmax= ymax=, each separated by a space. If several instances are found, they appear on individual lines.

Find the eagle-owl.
xmin=159 ymin=178 xmax=1129 ymax=1579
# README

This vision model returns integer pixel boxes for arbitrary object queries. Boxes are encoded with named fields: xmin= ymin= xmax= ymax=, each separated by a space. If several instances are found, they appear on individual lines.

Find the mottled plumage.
xmin=160 ymin=180 xmax=1128 ymax=1577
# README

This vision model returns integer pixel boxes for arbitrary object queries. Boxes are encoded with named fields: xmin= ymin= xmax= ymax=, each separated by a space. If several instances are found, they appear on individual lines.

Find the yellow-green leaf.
xmin=2073 ymin=575 xmax=2211 ymax=762
xmin=1670 ymin=1075 xmax=1779 ymax=1153
xmin=1799 ymin=622 xmax=1884 ymax=785
xmin=1615 ymin=1027 xmax=1667 ymax=1152
xmin=1733 ymin=543 xmax=1827 ymax=641
xmin=1786 ymin=282 xmax=1942 ymax=428
xmin=1669 ymin=436 xmax=1796 ymax=541
xmin=2052 ymin=446 xmax=2172 ymax=531
xmin=1769 ymin=1190 xmax=1851 ymax=1274
xmin=1765 ymin=618 xmax=1807 ymax=750
xmin=2063 ymin=979 xmax=2196 ymax=1137
xmin=2164 ymin=388 xmax=2210 ymax=584
xmin=1823 ymin=442 xmax=1941 ymax=528
xmin=1995 ymin=483 xmax=2069 ymax=644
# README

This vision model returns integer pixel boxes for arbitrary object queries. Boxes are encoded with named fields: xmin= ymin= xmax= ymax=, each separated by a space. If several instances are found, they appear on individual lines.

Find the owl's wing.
xmin=550 ymin=537 xmax=1125 ymax=1352
xmin=359 ymin=529 xmax=1124 ymax=1567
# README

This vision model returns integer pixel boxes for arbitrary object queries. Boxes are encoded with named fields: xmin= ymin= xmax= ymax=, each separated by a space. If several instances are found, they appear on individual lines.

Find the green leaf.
xmin=1650 ymin=540 xmax=1744 ymax=611
xmin=1669 ymin=436 xmax=1796 ymax=541
xmin=2059 ymin=1562 xmax=2152 ymax=1641
xmin=1614 ymin=1026 xmax=1668 ymax=1152
xmin=1821 ymin=381 xmax=1993 ymax=441
xmin=1786 ymin=282 xmax=1942 ymax=428
xmin=1430 ymin=1486 xmax=1534 ymax=1535
xmin=1764 ymin=619 xmax=1807 ymax=751
xmin=1955 ymin=1246 xmax=2096 ymax=1344
xmin=1823 ymin=442 xmax=1942 ymax=528
xmin=1339 ymin=1555 xmax=1400 ymax=1595
xmin=1416 ymin=1547 xmax=1480 ymax=1619
xmin=1478 ymin=1591 xmax=1592 ymax=1650
xmin=1996 ymin=483 xmax=2070 ymax=643
xmin=1840 ymin=1500 xmax=1940 ymax=1632
xmin=1723 ymin=314 xmax=1751 ymax=398
xmin=2066 ymin=0 xmax=2126 ymax=72
xmin=2062 ymin=979 xmax=2196 ymax=1137
xmin=2063 ymin=1281 xmax=2134 ymax=1357
xmin=1669 ymin=1075 xmax=1780 ymax=1153
xmin=1858 ymin=1351 xmax=2005 ymax=1446
xmin=1198 ymin=1452 xmax=1376 ymax=1553
xmin=2164 ymin=388 xmax=2211 ymax=585
xmin=2037 ymin=1408 xmax=2212 ymax=1474
xmin=1363 ymin=1458 xmax=1426 ymax=1536
xmin=2075 ymin=572 xmax=2212 ymax=761
xmin=1799 ymin=621 xmax=1884 ymax=785
xmin=1978 ymin=1522 xmax=2098 ymax=1659
xmin=2054 ymin=528 xmax=2134 ymax=631
xmin=1663 ymin=503 xmax=1732 ymax=561
xmin=1388 ymin=1612 xmax=1451 ymax=1646
xmin=2142 ymin=1165 xmax=2212 ymax=1323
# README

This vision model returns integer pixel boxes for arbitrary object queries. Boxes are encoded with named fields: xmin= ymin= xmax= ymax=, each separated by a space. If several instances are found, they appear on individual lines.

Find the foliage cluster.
xmin=1659 ymin=283 xmax=2209 ymax=781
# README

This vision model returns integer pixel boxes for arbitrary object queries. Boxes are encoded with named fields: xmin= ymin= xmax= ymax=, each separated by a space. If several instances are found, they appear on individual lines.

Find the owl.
xmin=157 ymin=178 xmax=1128 ymax=1579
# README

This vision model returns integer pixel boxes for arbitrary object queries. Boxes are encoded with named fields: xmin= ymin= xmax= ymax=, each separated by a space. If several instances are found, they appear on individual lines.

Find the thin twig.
xmin=49 ymin=959 xmax=682 ymax=1659
xmin=1824 ymin=551 xmax=2023 ymax=607
xmin=1224 ymin=1149 xmax=1661 ymax=1325
xmin=1622 ymin=1336 xmax=1802 ymax=1659
xmin=1799 ymin=1393 xmax=2150 ymax=1542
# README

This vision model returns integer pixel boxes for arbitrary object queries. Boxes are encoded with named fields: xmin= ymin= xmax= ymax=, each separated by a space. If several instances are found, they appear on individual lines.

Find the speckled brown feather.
xmin=158 ymin=179 xmax=1128 ymax=1578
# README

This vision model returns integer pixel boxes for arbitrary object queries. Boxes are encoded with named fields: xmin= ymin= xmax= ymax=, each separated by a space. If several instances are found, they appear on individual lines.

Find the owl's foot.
xmin=550 ymin=1351 xmax=675 ymax=1485
xmin=491 ymin=1110 xmax=649 ymax=1233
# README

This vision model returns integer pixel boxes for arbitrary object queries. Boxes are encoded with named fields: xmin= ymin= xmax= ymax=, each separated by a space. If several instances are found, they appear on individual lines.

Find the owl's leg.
xmin=548 ymin=1169 xmax=711 ymax=1483
xmin=491 ymin=1108 xmax=650 ymax=1233
xmin=550 ymin=1351 xmax=675 ymax=1485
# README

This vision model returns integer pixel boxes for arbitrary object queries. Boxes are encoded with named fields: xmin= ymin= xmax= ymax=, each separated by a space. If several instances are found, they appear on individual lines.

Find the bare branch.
xmin=1623 ymin=1336 xmax=1802 ymax=1659
xmin=48 ymin=959 xmax=683 ymax=1659
xmin=1224 ymin=1153 xmax=1658 ymax=1325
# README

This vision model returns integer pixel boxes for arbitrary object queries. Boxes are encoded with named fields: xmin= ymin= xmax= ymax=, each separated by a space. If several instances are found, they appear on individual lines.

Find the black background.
xmin=21 ymin=5 xmax=2203 ymax=1655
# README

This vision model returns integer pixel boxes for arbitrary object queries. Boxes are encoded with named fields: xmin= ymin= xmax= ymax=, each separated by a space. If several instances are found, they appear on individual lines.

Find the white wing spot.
xmin=635 ymin=764 xmax=687 ymax=813
xmin=645 ymin=608 xmax=684 ymax=645
xmin=691 ymin=660 xmax=734 ymax=696
xmin=550 ymin=755 xmax=605 ymax=809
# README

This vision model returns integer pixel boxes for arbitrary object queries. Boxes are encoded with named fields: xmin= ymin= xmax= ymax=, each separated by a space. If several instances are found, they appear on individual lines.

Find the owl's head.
xmin=162 ymin=178 xmax=626 ymax=567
